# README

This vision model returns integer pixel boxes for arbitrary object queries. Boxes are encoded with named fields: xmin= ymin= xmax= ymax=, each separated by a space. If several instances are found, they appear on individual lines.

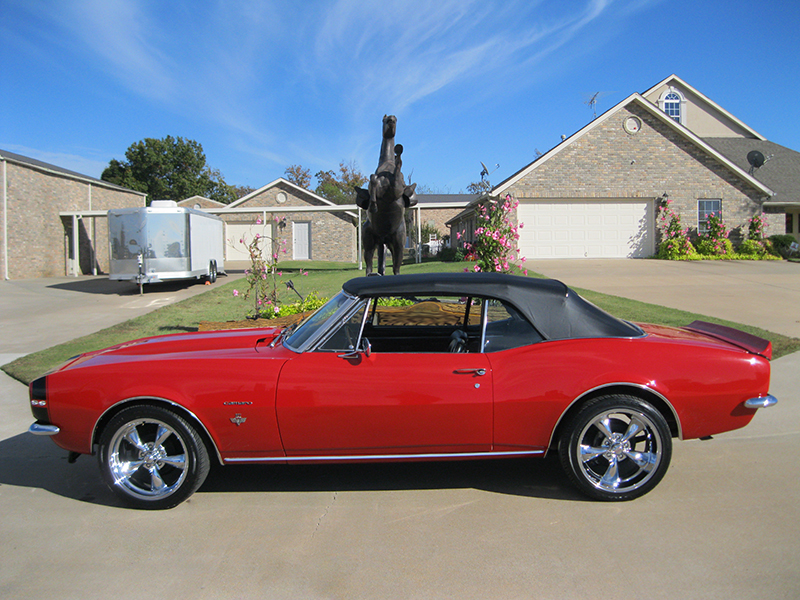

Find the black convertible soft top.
xmin=342 ymin=272 xmax=643 ymax=341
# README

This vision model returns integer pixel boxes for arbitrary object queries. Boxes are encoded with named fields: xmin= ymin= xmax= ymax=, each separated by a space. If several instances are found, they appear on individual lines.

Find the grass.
xmin=3 ymin=260 xmax=799 ymax=386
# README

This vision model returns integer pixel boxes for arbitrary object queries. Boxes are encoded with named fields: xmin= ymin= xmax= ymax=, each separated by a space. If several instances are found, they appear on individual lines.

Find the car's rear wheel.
xmin=98 ymin=405 xmax=210 ymax=509
xmin=559 ymin=395 xmax=671 ymax=501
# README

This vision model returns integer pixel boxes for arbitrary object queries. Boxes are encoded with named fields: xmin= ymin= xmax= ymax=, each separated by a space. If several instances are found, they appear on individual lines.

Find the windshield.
xmin=284 ymin=290 xmax=356 ymax=352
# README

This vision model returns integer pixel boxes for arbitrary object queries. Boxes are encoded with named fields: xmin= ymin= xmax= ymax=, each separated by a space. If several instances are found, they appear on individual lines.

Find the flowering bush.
xmin=230 ymin=217 xmax=289 ymax=319
xmin=696 ymin=213 xmax=733 ymax=256
xmin=747 ymin=214 xmax=766 ymax=240
xmin=656 ymin=200 xmax=697 ymax=260
xmin=463 ymin=194 xmax=527 ymax=275
xmin=739 ymin=215 xmax=779 ymax=258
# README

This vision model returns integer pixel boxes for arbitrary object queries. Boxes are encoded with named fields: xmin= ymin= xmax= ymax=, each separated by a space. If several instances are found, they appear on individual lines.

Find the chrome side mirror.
xmin=338 ymin=337 xmax=371 ymax=360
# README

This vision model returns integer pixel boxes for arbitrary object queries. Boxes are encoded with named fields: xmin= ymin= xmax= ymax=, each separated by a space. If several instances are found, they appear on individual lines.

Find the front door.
xmin=293 ymin=221 xmax=311 ymax=260
xmin=275 ymin=350 xmax=492 ymax=456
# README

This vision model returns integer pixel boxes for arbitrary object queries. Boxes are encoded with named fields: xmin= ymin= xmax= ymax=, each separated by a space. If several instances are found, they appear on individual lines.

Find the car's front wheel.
xmin=559 ymin=395 xmax=672 ymax=501
xmin=98 ymin=405 xmax=210 ymax=509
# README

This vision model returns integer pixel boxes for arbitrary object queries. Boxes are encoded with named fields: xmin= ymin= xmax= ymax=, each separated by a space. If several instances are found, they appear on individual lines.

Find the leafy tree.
xmin=102 ymin=136 xmax=236 ymax=204
xmin=231 ymin=184 xmax=256 ymax=199
xmin=466 ymin=179 xmax=492 ymax=194
xmin=314 ymin=160 xmax=367 ymax=205
xmin=284 ymin=164 xmax=312 ymax=189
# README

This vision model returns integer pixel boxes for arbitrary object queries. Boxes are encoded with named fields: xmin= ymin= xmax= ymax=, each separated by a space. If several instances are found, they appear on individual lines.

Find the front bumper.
xmin=29 ymin=422 xmax=60 ymax=436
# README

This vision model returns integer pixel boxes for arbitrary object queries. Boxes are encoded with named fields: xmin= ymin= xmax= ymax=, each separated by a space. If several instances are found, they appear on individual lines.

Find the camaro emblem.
xmin=230 ymin=413 xmax=247 ymax=426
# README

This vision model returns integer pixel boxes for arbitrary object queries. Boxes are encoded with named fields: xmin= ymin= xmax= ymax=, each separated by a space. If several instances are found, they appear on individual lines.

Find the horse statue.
xmin=355 ymin=115 xmax=417 ymax=275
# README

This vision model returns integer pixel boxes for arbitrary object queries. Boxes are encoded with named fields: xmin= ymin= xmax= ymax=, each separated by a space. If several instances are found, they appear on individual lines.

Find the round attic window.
xmin=276 ymin=192 xmax=287 ymax=204
xmin=623 ymin=116 xmax=642 ymax=134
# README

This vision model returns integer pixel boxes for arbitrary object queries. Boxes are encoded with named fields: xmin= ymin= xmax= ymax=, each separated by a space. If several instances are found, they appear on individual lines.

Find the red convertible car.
xmin=29 ymin=273 xmax=777 ymax=509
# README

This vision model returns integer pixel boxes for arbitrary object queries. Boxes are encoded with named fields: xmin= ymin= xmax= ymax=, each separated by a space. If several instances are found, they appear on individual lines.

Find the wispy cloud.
xmin=306 ymin=0 xmax=617 ymax=115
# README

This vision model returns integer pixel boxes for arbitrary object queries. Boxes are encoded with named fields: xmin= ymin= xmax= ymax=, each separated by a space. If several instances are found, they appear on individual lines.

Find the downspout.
xmin=2 ymin=157 xmax=7 ymax=279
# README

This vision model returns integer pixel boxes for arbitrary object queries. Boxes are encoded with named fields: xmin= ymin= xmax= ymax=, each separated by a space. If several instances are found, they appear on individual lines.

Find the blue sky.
xmin=3 ymin=0 xmax=799 ymax=193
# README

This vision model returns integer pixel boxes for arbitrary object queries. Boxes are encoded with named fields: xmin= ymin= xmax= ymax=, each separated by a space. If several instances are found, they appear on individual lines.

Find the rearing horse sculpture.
xmin=355 ymin=115 xmax=417 ymax=275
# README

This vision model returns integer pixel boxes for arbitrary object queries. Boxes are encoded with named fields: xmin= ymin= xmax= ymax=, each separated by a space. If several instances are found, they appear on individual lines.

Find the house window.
xmin=788 ymin=213 xmax=795 ymax=235
xmin=659 ymin=88 xmax=685 ymax=124
xmin=698 ymin=199 xmax=721 ymax=234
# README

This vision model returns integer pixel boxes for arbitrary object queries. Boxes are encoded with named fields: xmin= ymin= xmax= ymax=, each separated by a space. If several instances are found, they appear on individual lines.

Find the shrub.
xmin=769 ymin=234 xmax=797 ymax=258
xmin=696 ymin=236 xmax=734 ymax=256
xmin=696 ymin=213 xmax=732 ymax=256
xmin=467 ymin=194 xmax=527 ymax=274
xmin=747 ymin=214 xmax=766 ymax=240
xmin=656 ymin=200 xmax=697 ymax=260
xmin=439 ymin=246 xmax=464 ymax=262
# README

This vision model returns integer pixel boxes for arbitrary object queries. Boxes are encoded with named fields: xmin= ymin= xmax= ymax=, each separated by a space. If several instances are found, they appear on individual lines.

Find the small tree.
xmin=231 ymin=217 xmax=290 ymax=319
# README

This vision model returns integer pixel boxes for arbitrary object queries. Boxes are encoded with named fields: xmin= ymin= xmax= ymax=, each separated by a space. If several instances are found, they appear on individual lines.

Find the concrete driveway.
xmin=0 ymin=264 xmax=798 ymax=599
xmin=526 ymin=258 xmax=800 ymax=338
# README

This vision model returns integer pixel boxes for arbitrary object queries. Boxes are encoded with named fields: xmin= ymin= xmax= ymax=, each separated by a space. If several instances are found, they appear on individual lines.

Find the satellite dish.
xmin=747 ymin=150 xmax=765 ymax=169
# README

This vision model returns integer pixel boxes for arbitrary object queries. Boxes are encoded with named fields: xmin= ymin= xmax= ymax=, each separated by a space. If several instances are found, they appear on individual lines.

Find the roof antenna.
xmin=583 ymin=91 xmax=613 ymax=119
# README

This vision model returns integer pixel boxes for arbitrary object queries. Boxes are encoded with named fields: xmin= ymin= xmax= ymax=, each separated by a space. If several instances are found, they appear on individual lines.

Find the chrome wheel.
xmin=99 ymin=406 xmax=209 ymax=509
xmin=560 ymin=395 xmax=671 ymax=501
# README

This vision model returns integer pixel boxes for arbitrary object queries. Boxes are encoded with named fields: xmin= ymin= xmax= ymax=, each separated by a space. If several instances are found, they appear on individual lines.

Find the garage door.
xmin=225 ymin=223 xmax=273 ymax=262
xmin=517 ymin=199 xmax=654 ymax=259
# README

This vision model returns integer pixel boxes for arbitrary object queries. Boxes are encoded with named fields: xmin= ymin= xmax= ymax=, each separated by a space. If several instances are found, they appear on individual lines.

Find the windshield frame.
xmin=283 ymin=290 xmax=360 ymax=353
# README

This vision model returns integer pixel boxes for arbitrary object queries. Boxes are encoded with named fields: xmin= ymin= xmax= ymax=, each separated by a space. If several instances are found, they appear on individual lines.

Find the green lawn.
xmin=3 ymin=260 xmax=798 ymax=386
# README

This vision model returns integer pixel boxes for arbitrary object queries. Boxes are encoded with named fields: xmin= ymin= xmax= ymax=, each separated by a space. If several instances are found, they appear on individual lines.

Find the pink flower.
xmin=232 ymin=289 xmax=239 ymax=297
xmin=256 ymin=218 xmax=263 ymax=225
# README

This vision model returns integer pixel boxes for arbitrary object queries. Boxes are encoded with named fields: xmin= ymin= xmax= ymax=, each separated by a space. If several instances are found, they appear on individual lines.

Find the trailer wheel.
xmin=208 ymin=260 xmax=217 ymax=284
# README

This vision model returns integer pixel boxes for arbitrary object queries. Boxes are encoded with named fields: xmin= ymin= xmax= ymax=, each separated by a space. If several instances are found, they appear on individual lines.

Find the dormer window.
xmin=659 ymin=88 xmax=685 ymax=124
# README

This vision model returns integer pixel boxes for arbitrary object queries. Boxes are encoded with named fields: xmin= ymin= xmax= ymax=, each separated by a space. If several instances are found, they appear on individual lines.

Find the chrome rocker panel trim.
xmin=224 ymin=449 xmax=545 ymax=464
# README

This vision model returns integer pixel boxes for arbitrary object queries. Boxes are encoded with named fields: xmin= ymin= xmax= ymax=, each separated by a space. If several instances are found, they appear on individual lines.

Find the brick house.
xmin=1 ymin=149 xmax=146 ymax=279
xmin=217 ymin=178 xmax=358 ymax=264
xmin=448 ymin=75 xmax=797 ymax=259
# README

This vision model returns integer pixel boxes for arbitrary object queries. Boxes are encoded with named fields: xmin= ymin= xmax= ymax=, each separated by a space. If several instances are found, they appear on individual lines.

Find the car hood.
xmin=57 ymin=326 xmax=288 ymax=371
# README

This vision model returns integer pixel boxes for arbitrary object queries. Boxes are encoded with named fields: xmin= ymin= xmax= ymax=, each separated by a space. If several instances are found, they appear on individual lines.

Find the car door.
xmin=275 ymin=296 xmax=493 ymax=456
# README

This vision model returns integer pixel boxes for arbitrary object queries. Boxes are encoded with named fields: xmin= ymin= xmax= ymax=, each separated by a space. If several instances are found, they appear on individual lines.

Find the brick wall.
xmin=221 ymin=182 xmax=357 ymax=263
xmin=503 ymin=104 xmax=770 ymax=248
xmin=1 ymin=161 xmax=144 ymax=279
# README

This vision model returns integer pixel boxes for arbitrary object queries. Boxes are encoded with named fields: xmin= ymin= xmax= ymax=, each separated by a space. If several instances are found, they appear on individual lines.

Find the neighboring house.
xmin=449 ymin=75 xmax=796 ymax=259
xmin=414 ymin=194 xmax=479 ymax=243
xmin=0 ymin=149 xmax=146 ymax=279
xmin=217 ymin=178 xmax=358 ymax=263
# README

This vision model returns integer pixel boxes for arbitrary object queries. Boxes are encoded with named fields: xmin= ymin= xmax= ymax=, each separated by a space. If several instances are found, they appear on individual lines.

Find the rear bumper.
xmin=744 ymin=395 xmax=778 ymax=409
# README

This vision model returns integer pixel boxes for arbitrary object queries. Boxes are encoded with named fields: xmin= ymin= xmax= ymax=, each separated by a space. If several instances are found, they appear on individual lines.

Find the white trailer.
xmin=108 ymin=200 xmax=225 ymax=290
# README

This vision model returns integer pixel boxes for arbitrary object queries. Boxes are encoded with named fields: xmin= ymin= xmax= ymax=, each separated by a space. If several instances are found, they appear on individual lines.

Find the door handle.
xmin=454 ymin=368 xmax=486 ymax=376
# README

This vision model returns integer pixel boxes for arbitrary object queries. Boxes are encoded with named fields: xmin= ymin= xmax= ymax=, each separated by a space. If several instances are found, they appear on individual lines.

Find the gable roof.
xmin=178 ymin=195 xmax=228 ymax=208
xmin=0 ymin=148 xmax=147 ymax=196
xmin=491 ymin=92 xmax=774 ymax=199
xmin=704 ymin=138 xmax=800 ymax=205
xmin=225 ymin=177 xmax=337 ymax=209
xmin=642 ymin=74 xmax=766 ymax=141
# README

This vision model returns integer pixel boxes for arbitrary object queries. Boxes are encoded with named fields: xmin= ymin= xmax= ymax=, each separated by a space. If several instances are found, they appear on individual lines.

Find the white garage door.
xmin=225 ymin=223 xmax=273 ymax=262
xmin=518 ymin=199 xmax=654 ymax=259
